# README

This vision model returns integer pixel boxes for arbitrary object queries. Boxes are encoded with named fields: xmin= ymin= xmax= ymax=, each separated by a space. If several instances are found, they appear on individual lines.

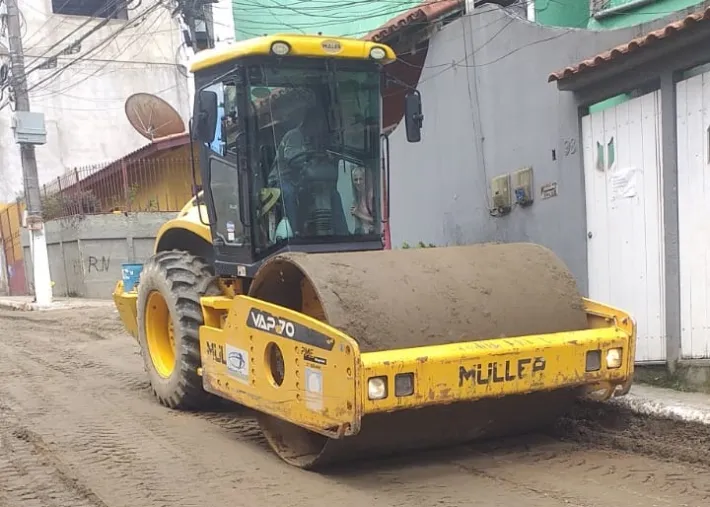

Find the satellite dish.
xmin=124 ymin=93 xmax=185 ymax=140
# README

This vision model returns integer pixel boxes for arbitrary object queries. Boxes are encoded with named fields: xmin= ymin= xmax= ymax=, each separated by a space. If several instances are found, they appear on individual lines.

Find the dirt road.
xmin=1 ymin=306 xmax=710 ymax=507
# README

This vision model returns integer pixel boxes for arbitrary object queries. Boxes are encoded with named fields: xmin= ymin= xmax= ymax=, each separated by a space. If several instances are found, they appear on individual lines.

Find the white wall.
xmin=676 ymin=69 xmax=710 ymax=360
xmin=582 ymin=92 xmax=666 ymax=363
xmin=0 ymin=0 xmax=190 ymax=202
xmin=212 ymin=0 xmax=236 ymax=46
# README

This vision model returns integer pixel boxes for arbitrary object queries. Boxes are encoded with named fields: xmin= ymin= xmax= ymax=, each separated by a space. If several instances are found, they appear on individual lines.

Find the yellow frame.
xmin=113 ymin=280 xmax=636 ymax=440
xmin=189 ymin=34 xmax=397 ymax=73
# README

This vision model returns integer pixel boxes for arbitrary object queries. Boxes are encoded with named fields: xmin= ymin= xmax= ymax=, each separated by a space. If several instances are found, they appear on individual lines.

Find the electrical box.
xmin=491 ymin=174 xmax=511 ymax=215
xmin=513 ymin=166 xmax=534 ymax=207
xmin=12 ymin=111 xmax=47 ymax=145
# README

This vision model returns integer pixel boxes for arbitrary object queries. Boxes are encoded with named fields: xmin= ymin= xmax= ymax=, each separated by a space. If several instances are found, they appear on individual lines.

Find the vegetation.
xmin=401 ymin=241 xmax=436 ymax=249
xmin=41 ymin=190 xmax=101 ymax=221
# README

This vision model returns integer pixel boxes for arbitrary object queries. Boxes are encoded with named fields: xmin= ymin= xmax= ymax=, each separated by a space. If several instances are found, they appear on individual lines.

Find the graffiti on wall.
xmin=87 ymin=256 xmax=110 ymax=273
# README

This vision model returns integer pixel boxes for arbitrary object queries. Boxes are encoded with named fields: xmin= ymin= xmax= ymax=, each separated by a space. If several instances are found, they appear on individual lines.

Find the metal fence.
xmin=38 ymin=157 xmax=199 ymax=221
xmin=0 ymin=156 xmax=198 ymax=295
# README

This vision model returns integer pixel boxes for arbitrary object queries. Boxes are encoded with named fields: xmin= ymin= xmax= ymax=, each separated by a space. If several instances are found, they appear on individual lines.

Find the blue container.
xmin=121 ymin=263 xmax=143 ymax=292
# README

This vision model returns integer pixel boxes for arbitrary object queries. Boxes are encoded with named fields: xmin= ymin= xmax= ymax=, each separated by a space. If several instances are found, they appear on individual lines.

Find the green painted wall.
xmin=534 ymin=0 xmax=705 ymax=29
xmin=232 ymin=0 xmax=422 ymax=41
xmin=588 ymin=0 xmax=704 ymax=29
xmin=535 ymin=0 xmax=589 ymax=28
xmin=588 ymin=93 xmax=632 ymax=113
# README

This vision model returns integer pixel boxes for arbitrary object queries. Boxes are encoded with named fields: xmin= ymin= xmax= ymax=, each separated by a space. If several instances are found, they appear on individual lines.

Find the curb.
xmin=0 ymin=299 xmax=114 ymax=312
xmin=608 ymin=384 xmax=710 ymax=425
xmin=0 ymin=300 xmax=48 ymax=311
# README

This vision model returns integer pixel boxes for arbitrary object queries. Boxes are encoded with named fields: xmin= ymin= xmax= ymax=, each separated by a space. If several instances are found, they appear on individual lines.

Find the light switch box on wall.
xmin=491 ymin=174 xmax=511 ymax=215
xmin=513 ymin=166 xmax=534 ymax=207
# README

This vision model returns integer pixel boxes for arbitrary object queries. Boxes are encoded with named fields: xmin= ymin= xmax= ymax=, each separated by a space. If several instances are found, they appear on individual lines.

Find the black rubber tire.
xmin=136 ymin=249 xmax=221 ymax=410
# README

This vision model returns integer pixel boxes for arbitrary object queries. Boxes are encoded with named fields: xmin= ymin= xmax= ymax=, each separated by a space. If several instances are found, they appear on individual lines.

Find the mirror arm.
xmin=384 ymin=71 xmax=420 ymax=94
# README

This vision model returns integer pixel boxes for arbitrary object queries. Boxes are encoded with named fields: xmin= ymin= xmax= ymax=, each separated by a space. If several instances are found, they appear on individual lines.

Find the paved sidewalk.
xmin=0 ymin=296 xmax=113 ymax=311
xmin=610 ymin=383 xmax=710 ymax=425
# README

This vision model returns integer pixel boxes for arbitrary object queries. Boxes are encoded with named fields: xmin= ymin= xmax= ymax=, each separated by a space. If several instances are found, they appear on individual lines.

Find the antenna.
xmin=124 ymin=93 xmax=186 ymax=141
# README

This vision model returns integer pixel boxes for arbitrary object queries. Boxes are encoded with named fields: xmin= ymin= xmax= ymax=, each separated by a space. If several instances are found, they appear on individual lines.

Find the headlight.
xmin=606 ymin=348 xmax=623 ymax=369
xmin=394 ymin=373 xmax=414 ymax=397
xmin=370 ymin=47 xmax=387 ymax=60
xmin=271 ymin=41 xmax=290 ymax=56
xmin=585 ymin=350 xmax=601 ymax=372
xmin=368 ymin=376 xmax=387 ymax=400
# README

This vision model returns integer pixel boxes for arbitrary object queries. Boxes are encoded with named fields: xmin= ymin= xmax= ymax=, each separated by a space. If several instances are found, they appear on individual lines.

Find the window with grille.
xmin=52 ymin=0 xmax=128 ymax=20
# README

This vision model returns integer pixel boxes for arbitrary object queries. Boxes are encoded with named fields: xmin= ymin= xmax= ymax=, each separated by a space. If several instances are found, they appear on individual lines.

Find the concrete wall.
xmin=0 ymin=0 xmax=190 ymax=202
xmin=22 ymin=213 xmax=174 ymax=299
xmin=386 ymin=5 xmax=693 ymax=295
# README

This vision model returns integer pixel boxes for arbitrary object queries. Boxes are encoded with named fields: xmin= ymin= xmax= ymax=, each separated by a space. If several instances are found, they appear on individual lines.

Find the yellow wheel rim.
xmin=145 ymin=291 xmax=176 ymax=378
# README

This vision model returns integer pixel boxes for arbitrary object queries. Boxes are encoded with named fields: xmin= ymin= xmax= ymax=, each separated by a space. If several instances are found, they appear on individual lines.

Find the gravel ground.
xmin=1 ymin=306 xmax=709 ymax=507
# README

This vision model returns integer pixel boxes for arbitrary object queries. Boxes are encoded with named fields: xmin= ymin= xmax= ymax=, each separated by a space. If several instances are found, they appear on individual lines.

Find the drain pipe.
xmin=594 ymin=0 xmax=656 ymax=20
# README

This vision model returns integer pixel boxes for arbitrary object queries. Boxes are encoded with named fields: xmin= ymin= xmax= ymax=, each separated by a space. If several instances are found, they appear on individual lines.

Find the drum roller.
xmin=248 ymin=242 xmax=589 ymax=469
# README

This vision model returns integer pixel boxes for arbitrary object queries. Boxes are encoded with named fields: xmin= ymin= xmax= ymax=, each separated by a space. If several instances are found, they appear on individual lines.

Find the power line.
xmin=12 ymin=0 xmax=139 ymax=95
xmin=1 ymin=0 xmax=167 ymax=110
xmin=25 ymin=0 xmax=131 ymax=65
xmin=22 ymin=0 xmax=84 ymax=49
xmin=28 ymin=6 xmax=170 ymax=99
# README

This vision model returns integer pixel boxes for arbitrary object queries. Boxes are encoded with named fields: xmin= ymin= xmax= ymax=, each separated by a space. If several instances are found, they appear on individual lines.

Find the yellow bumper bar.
xmin=117 ymin=290 xmax=634 ymax=440
xmin=113 ymin=281 xmax=139 ymax=339
xmin=360 ymin=325 xmax=633 ymax=414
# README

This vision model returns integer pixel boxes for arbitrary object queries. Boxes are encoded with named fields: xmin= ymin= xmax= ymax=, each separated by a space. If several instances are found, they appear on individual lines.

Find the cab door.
xmin=197 ymin=79 xmax=253 ymax=275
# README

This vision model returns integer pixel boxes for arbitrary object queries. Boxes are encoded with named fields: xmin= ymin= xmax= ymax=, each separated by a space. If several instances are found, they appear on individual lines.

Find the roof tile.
xmin=548 ymin=6 xmax=710 ymax=82
xmin=364 ymin=0 xmax=464 ymax=42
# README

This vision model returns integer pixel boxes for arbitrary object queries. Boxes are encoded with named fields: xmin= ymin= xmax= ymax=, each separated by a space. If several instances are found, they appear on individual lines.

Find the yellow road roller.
xmin=113 ymin=34 xmax=637 ymax=469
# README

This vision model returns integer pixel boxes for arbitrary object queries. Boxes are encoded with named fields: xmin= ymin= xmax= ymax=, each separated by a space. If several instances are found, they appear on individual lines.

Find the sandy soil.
xmin=1 ymin=305 xmax=710 ymax=507
xmin=253 ymin=242 xmax=588 ymax=352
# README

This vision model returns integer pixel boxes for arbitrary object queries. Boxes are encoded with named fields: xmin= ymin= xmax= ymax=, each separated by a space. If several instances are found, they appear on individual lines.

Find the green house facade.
xmin=535 ymin=0 xmax=707 ymax=29
xmin=231 ymin=0 xmax=424 ymax=40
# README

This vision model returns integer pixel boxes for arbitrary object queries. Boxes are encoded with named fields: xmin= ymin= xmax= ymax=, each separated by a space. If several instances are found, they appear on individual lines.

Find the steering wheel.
xmin=284 ymin=150 xmax=325 ymax=173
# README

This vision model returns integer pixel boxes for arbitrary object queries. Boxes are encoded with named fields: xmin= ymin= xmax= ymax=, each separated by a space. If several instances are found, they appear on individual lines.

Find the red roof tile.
xmin=363 ymin=0 xmax=464 ymax=43
xmin=548 ymin=6 xmax=710 ymax=83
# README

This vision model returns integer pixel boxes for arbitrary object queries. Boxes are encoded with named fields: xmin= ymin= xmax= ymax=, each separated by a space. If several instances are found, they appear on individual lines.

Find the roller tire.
xmin=136 ymin=249 xmax=221 ymax=410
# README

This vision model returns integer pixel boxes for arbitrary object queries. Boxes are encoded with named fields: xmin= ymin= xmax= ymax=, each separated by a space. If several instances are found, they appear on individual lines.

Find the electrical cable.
xmin=29 ymin=6 xmax=169 ymax=99
xmin=22 ymin=0 xmax=82 ymax=49
xmin=0 ymin=0 xmax=166 ymax=111
xmin=18 ymin=0 xmax=138 ymax=89
xmin=25 ymin=1 xmax=166 ymax=95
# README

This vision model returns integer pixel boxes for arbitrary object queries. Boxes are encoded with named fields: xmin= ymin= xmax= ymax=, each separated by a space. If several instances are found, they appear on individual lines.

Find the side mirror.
xmin=195 ymin=90 xmax=218 ymax=144
xmin=404 ymin=91 xmax=423 ymax=143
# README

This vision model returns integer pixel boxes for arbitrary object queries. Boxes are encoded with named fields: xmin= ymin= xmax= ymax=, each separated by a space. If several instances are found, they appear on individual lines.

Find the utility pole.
xmin=174 ymin=0 xmax=217 ymax=134
xmin=6 ymin=0 xmax=53 ymax=306
xmin=175 ymin=0 xmax=216 ymax=52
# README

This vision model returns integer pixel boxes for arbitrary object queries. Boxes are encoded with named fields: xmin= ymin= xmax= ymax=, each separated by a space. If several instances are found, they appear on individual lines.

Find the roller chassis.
xmin=114 ymin=245 xmax=636 ymax=469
